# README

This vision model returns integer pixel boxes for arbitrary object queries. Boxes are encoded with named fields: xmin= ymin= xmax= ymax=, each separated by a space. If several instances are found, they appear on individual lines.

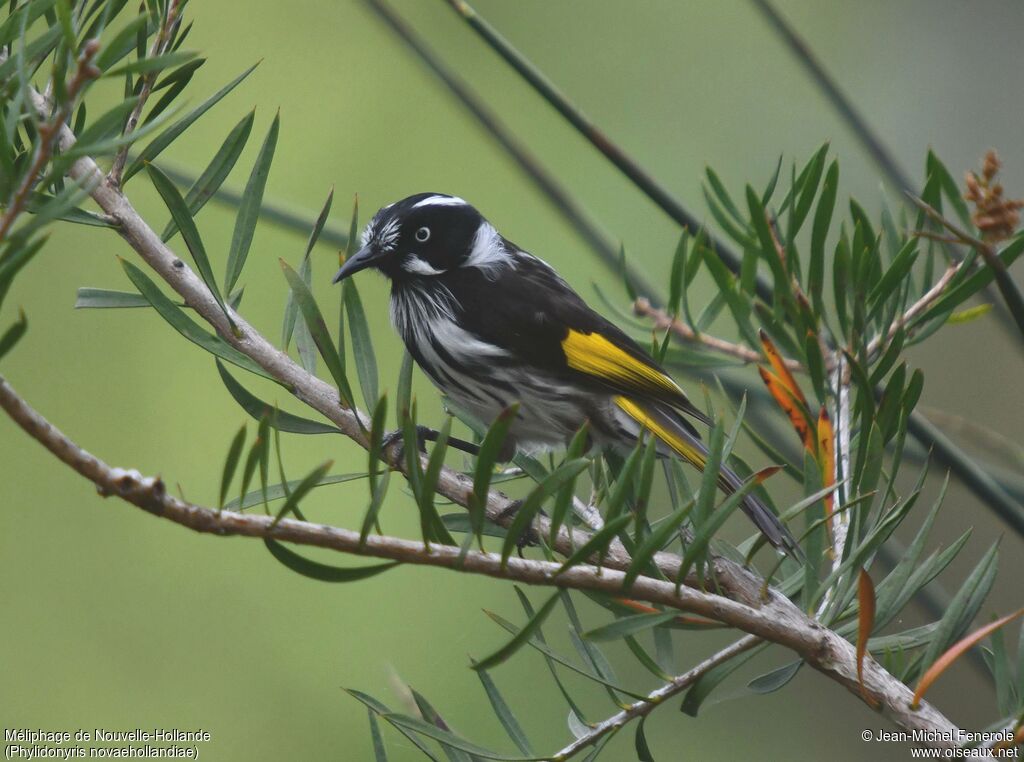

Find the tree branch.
xmin=551 ymin=635 xmax=761 ymax=760
xmin=0 ymin=375 xmax=962 ymax=748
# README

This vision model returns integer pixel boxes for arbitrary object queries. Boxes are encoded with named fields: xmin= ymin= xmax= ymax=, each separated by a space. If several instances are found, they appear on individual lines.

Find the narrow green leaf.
xmin=104 ymin=49 xmax=198 ymax=77
xmin=623 ymin=497 xmax=694 ymax=590
xmin=265 ymin=539 xmax=398 ymax=582
xmin=125 ymin=61 xmax=259 ymax=181
xmin=270 ymin=459 xmax=333 ymax=527
xmin=368 ymin=709 xmax=388 ymax=762
xmin=93 ymin=12 xmax=150 ymax=71
xmin=161 ymin=110 xmax=255 ymax=242
xmin=120 ymin=260 xmax=267 ymax=377
xmin=635 ymin=717 xmax=654 ymax=762
xmin=380 ymin=714 xmax=521 ymax=761
xmin=472 ymin=593 xmax=560 ymax=672
xmin=224 ymin=470 xmax=365 ymax=511
xmin=747 ymin=660 xmax=803 ymax=694
xmin=809 ymin=160 xmax=839 ymax=314
xmin=74 ymin=288 xmax=149 ymax=308
xmin=548 ymin=423 xmax=590 ymax=545
xmin=218 ymin=423 xmax=247 ymax=509
xmin=215 ymin=359 xmax=340 ymax=434
xmin=0 ymin=237 xmax=47 ymax=310
xmin=584 ymin=612 xmax=677 ymax=642
xmin=146 ymin=163 xmax=232 ymax=326
xmin=920 ymin=541 xmax=1000 ymax=670
xmin=555 ymin=514 xmax=633 ymax=575
xmin=681 ymin=644 xmax=767 ymax=716
xmin=283 ymin=187 xmax=334 ymax=346
xmin=0 ymin=310 xmax=28 ymax=361
xmin=500 ymin=458 xmax=589 ymax=569
xmin=475 ymin=669 xmax=535 ymax=757
xmin=346 ymin=691 xmax=441 ymax=762
xmin=280 ymin=259 xmax=356 ymax=409
xmin=224 ymin=113 xmax=279 ymax=293
xmin=343 ymin=276 xmax=379 ymax=410
xmin=468 ymin=404 xmax=518 ymax=548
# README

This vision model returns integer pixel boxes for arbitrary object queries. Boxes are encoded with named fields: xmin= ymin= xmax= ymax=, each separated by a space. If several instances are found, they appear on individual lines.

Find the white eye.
xmin=415 ymin=226 xmax=431 ymax=242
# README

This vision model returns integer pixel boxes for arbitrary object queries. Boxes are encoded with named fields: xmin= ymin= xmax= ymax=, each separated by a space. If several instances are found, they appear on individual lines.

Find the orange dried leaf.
xmin=856 ymin=569 xmax=877 ymax=706
xmin=759 ymin=329 xmax=807 ymax=407
xmin=911 ymin=607 xmax=1024 ymax=709
xmin=758 ymin=365 xmax=815 ymax=451
xmin=611 ymin=598 xmax=723 ymax=628
xmin=817 ymin=405 xmax=836 ymax=535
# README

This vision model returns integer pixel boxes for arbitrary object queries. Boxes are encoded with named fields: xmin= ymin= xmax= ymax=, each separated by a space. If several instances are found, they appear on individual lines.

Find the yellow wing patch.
xmin=562 ymin=329 xmax=682 ymax=400
xmin=614 ymin=396 xmax=706 ymax=469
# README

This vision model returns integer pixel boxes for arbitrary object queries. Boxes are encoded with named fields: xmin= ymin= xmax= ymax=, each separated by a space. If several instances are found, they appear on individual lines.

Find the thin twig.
xmin=108 ymin=0 xmax=181 ymax=186
xmin=633 ymin=296 xmax=791 ymax=369
xmin=0 ymin=41 xmax=101 ymax=242
xmin=910 ymin=194 xmax=1024 ymax=339
xmin=0 ymin=375 xmax=963 ymax=748
xmin=865 ymin=264 xmax=959 ymax=362
xmin=551 ymin=635 xmax=761 ymax=760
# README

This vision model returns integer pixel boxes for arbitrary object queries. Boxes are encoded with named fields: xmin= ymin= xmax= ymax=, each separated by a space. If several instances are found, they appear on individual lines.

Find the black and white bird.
xmin=333 ymin=192 xmax=801 ymax=557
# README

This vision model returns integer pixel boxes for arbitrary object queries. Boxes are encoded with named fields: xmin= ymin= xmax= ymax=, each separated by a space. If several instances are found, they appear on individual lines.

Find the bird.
xmin=332 ymin=192 xmax=801 ymax=558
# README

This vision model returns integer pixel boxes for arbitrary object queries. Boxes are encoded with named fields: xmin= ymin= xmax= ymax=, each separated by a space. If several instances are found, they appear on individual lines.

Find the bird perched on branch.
xmin=333 ymin=193 xmax=801 ymax=558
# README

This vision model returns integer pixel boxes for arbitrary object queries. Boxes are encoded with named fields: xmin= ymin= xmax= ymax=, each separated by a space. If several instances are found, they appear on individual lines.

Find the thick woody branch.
xmin=0 ymin=376 xmax=961 ymax=748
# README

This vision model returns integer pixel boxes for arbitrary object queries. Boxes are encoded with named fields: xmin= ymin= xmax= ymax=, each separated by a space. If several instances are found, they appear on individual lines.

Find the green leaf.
xmin=635 ymin=717 xmax=654 ymax=762
xmin=120 ymin=260 xmax=267 ymax=377
xmin=920 ymin=541 xmax=1000 ymax=670
xmin=368 ymin=710 xmax=388 ymax=762
xmin=74 ymin=288 xmax=150 ymax=308
xmin=467 ymin=404 xmax=517 ymax=549
xmin=223 ymin=470 xmax=365 ymax=511
xmin=472 ymin=593 xmax=560 ymax=672
xmin=408 ymin=690 xmax=474 ymax=762
xmin=947 ymin=303 xmax=992 ymax=325
xmin=380 ymin=715 xmax=522 ymax=761
xmin=681 ymin=644 xmax=767 ymax=716
xmin=396 ymin=351 xmax=413 ymax=421
xmin=104 ymin=49 xmax=198 ymax=77
xmin=926 ymin=151 xmax=972 ymax=229
xmin=583 ymin=612 xmax=678 ymax=642
xmin=283 ymin=188 xmax=334 ymax=346
xmin=264 ymin=539 xmax=399 ymax=583
xmin=809 ymin=160 xmax=839 ymax=314
xmin=343 ymin=276 xmax=379 ymax=410
xmin=554 ymin=513 xmax=633 ymax=575
xmin=225 ymin=113 xmax=279 ymax=293
xmin=270 ymin=459 xmax=333 ymax=527
xmin=475 ymin=669 xmax=535 ymax=757
xmin=623 ymin=497 xmax=694 ymax=590
xmin=747 ymin=660 xmax=803 ymax=694
xmin=0 ymin=309 xmax=28 ymax=361
xmin=500 ymin=458 xmax=590 ymax=569
xmin=418 ymin=416 xmax=457 ymax=547
xmin=0 ymin=237 xmax=47 ymax=310
xmin=215 ymin=359 xmax=340 ymax=434
xmin=93 ymin=12 xmax=151 ymax=72
xmin=280 ymin=259 xmax=356 ymax=409
xmin=346 ymin=691 xmax=441 ymax=762
xmin=0 ymin=0 xmax=58 ymax=46
xmin=161 ymin=110 xmax=255 ymax=242
xmin=146 ymin=163 xmax=233 ymax=327
xmin=218 ymin=423 xmax=247 ymax=509
xmin=124 ymin=62 xmax=259 ymax=181
xmin=548 ymin=423 xmax=590 ymax=546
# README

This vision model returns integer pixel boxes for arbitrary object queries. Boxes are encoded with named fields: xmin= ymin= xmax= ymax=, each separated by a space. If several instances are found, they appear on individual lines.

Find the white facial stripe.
xmin=403 ymin=256 xmax=445 ymax=275
xmin=412 ymin=195 xmax=467 ymax=208
xmin=464 ymin=221 xmax=512 ymax=275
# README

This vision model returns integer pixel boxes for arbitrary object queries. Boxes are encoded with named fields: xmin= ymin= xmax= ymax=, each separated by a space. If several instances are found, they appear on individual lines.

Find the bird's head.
xmin=332 ymin=193 xmax=505 ymax=284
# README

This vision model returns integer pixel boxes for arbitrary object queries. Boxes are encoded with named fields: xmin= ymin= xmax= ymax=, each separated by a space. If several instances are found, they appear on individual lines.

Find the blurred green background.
xmin=2 ymin=1 xmax=1023 ymax=760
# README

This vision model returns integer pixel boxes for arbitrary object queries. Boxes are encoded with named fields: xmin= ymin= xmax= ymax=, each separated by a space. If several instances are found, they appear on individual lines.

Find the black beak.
xmin=332 ymin=244 xmax=384 ymax=284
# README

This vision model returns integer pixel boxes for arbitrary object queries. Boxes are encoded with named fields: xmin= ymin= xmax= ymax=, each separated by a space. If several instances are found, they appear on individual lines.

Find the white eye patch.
xmin=403 ymin=256 xmax=445 ymax=275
